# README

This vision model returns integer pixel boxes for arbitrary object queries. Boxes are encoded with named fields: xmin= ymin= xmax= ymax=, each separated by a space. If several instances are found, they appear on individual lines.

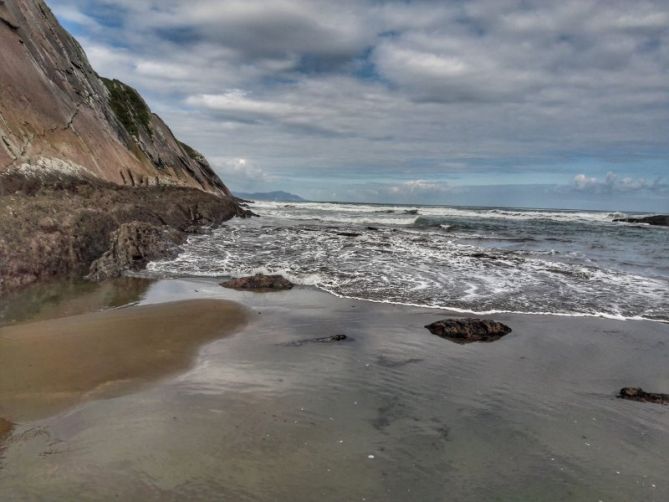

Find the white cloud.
xmin=573 ymin=172 xmax=665 ymax=193
xmin=48 ymin=0 xmax=669 ymax=210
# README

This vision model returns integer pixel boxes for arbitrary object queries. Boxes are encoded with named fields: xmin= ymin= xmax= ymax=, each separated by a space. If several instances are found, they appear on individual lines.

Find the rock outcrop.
xmin=0 ymin=0 xmax=252 ymax=293
xmin=618 ymin=387 xmax=669 ymax=405
xmin=425 ymin=318 xmax=512 ymax=344
xmin=613 ymin=215 xmax=669 ymax=227
xmin=220 ymin=274 xmax=294 ymax=291
xmin=88 ymin=222 xmax=185 ymax=281
xmin=0 ymin=0 xmax=230 ymax=195
xmin=0 ymin=177 xmax=248 ymax=293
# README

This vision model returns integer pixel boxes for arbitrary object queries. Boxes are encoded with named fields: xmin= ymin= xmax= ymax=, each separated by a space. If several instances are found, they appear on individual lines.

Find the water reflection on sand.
xmin=0 ymin=278 xmax=667 ymax=501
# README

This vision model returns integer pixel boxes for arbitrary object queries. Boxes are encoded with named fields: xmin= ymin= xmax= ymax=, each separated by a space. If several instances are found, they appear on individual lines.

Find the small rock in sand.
xmin=425 ymin=318 xmax=512 ymax=344
xmin=618 ymin=387 xmax=669 ymax=405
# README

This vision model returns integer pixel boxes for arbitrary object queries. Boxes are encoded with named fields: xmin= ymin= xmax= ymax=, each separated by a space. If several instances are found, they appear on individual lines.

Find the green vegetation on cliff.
xmin=178 ymin=141 xmax=205 ymax=163
xmin=102 ymin=78 xmax=152 ymax=138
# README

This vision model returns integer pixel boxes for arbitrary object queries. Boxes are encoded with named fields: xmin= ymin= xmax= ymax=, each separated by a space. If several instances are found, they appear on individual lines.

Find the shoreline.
xmin=139 ymin=271 xmax=669 ymax=324
xmin=0 ymin=277 xmax=667 ymax=500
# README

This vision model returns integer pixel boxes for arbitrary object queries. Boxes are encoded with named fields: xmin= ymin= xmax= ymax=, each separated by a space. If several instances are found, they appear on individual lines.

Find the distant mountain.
xmin=236 ymin=191 xmax=306 ymax=202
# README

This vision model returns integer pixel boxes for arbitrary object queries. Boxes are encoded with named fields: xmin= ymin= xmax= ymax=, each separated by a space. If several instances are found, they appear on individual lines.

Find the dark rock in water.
xmin=285 ymin=334 xmax=349 ymax=346
xmin=337 ymin=231 xmax=362 ymax=237
xmin=618 ymin=387 xmax=669 ymax=405
xmin=367 ymin=226 xmax=380 ymax=231
xmin=221 ymin=274 xmax=294 ymax=291
xmin=404 ymin=209 xmax=419 ymax=215
xmin=613 ymin=215 xmax=669 ymax=227
xmin=425 ymin=318 xmax=512 ymax=343
xmin=88 ymin=222 xmax=184 ymax=281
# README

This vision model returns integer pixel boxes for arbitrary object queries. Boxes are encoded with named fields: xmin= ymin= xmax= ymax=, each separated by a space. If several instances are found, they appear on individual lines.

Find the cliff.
xmin=0 ymin=0 xmax=229 ymax=195
xmin=0 ymin=0 xmax=248 ymax=294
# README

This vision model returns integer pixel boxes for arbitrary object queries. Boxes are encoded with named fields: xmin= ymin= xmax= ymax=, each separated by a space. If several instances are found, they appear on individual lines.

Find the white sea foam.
xmin=148 ymin=200 xmax=668 ymax=322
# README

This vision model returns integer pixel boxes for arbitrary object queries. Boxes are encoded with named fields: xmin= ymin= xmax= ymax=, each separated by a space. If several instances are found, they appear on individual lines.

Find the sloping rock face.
xmin=425 ymin=318 xmax=512 ymax=344
xmin=0 ymin=0 xmax=229 ymax=195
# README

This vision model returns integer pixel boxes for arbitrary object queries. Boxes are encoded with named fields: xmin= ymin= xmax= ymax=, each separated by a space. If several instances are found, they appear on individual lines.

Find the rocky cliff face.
xmin=0 ymin=0 xmax=230 ymax=196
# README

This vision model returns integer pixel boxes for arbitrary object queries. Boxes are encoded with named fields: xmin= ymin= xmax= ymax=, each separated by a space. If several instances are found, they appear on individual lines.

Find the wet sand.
xmin=0 ymin=278 xmax=667 ymax=501
xmin=0 ymin=298 xmax=248 ymax=422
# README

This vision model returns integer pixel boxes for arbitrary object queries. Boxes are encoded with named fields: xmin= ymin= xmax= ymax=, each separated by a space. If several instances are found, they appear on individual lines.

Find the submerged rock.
xmin=425 ymin=318 xmax=512 ymax=344
xmin=618 ymin=387 xmax=669 ymax=405
xmin=613 ymin=215 xmax=669 ymax=226
xmin=336 ymin=231 xmax=362 ymax=237
xmin=220 ymin=274 xmax=294 ymax=291
xmin=285 ymin=334 xmax=349 ymax=346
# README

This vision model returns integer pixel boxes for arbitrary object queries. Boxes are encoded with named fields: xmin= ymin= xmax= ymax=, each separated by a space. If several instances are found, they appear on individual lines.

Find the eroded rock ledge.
xmin=0 ymin=173 xmax=251 ymax=293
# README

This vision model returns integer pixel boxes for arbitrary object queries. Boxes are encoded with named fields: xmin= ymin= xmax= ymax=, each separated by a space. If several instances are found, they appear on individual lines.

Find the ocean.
xmin=149 ymin=201 xmax=669 ymax=321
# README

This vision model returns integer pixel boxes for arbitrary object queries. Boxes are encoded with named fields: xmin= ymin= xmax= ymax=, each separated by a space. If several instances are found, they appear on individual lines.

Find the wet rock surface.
xmin=613 ymin=215 xmax=669 ymax=227
xmin=425 ymin=318 xmax=512 ymax=343
xmin=618 ymin=387 xmax=669 ymax=405
xmin=220 ymin=274 xmax=294 ymax=291
xmin=88 ymin=222 xmax=184 ymax=281
xmin=0 ymin=176 xmax=245 ymax=294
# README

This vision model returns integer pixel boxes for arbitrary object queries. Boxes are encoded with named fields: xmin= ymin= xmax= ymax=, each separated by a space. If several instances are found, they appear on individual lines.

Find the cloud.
xmin=209 ymin=157 xmax=276 ymax=191
xmin=48 ymin=0 xmax=669 ymax=210
xmin=572 ymin=172 xmax=667 ymax=193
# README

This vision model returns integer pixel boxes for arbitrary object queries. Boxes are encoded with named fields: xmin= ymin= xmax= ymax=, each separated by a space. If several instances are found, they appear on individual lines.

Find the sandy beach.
xmin=0 ymin=278 xmax=667 ymax=501
xmin=0 ymin=297 xmax=248 ymax=422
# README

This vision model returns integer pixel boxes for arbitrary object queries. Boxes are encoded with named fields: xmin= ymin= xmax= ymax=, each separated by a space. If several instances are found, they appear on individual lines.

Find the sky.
xmin=50 ymin=0 xmax=669 ymax=211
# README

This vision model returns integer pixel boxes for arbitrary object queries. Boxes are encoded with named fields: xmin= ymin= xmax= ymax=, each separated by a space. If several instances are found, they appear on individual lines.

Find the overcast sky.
xmin=51 ymin=0 xmax=668 ymax=211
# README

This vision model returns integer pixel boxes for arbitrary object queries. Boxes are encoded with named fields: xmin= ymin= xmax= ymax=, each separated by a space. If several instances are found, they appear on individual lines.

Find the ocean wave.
xmin=148 ymin=220 xmax=669 ymax=322
xmin=250 ymin=200 xmax=623 ymax=224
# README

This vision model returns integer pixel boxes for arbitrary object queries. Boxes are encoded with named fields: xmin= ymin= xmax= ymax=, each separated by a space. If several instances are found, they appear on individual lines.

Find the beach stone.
xmin=618 ymin=387 xmax=669 ymax=405
xmin=220 ymin=274 xmax=293 ymax=291
xmin=425 ymin=318 xmax=512 ymax=343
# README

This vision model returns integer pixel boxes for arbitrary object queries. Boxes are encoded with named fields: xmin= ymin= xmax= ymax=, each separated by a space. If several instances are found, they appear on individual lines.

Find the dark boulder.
xmin=618 ymin=387 xmax=668 ymax=405
xmin=336 ymin=231 xmax=362 ymax=237
xmin=613 ymin=215 xmax=669 ymax=227
xmin=221 ymin=274 xmax=294 ymax=291
xmin=425 ymin=318 xmax=512 ymax=344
